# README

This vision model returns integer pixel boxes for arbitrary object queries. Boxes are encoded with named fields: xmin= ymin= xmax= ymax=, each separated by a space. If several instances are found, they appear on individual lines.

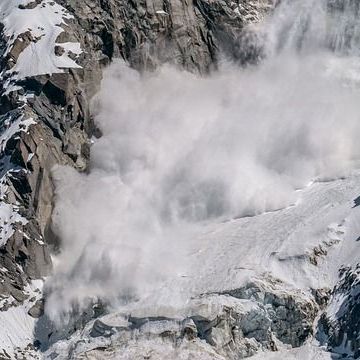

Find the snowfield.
xmin=0 ymin=0 xmax=82 ymax=91
xmin=0 ymin=280 xmax=43 ymax=359
xmin=101 ymin=170 xmax=360 ymax=317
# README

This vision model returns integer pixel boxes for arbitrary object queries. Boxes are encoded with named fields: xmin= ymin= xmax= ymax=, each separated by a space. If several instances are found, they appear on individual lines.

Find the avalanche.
xmin=1 ymin=0 xmax=360 ymax=359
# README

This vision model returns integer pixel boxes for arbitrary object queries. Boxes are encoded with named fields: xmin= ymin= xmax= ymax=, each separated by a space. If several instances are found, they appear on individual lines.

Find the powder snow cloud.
xmin=45 ymin=53 xmax=360 ymax=322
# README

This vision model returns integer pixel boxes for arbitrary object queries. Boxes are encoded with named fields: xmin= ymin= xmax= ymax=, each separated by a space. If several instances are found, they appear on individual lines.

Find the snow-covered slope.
xmin=0 ymin=0 xmax=82 ymax=91
xmin=184 ymin=174 xmax=360 ymax=295
xmin=43 ymin=169 xmax=360 ymax=359
xmin=0 ymin=280 xmax=43 ymax=359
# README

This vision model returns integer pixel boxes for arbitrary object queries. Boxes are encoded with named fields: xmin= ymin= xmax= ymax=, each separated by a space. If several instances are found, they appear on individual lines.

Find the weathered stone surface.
xmin=18 ymin=0 xmax=42 ymax=10
xmin=189 ymin=294 xmax=274 ymax=358
xmin=5 ymin=31 xmax=34 ymax=70
xmin=56 ymin=0 xmax=276 ymax=73
xmin=320 ymin=265 xmax=360 ymax=358
xmin=28 ymin=299 xmax=45 ymax=318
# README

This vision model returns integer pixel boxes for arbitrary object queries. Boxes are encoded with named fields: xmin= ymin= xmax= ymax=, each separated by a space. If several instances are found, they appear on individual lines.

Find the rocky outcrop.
xmin=0 ymin=80 xmax=92 ymax=308
xmin=221 ymin=280 xmax=318 ymax=348
xmin=319 ymin=265 xmax=360 ymax=358
xmin=56 ymin=0 xmax=275 ymax=73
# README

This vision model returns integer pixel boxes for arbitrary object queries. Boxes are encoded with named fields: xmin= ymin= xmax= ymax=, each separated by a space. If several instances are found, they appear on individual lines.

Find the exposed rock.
xmin=28 ymin=299 xmax=45 ymax=318
xmin=189 ymin=294 xmax=274 ymax=358
xmin=54 ymin=45 xmax=66 ymax=57
xmin=320 ymin=265 xmax=360 ymax=358
xmin=18 ymin=0 xmax=43 ymax=10
xmin=5 ymin=31 xmax=35 ymax=70
xmin=221 ymin=279 xmax=318 ymax=348
xmin=56 ymin=0 xmax=276 ymax=73
xmin=311 ymin=288 xmax=331 ymax=309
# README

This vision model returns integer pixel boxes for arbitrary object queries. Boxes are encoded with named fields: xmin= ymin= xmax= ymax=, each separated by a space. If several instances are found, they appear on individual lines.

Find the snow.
xmin=0 ymin=115 xmax=36 ymax=153
xmin=156 ymin=10 xmax=168 ymax=15
xmin=40 ymin=169 xmax=360 ymax=358
xmin=0 ymin=201 xmax=27 ymax=248
xmin=27 ymin=153 xmax=34 ymax=162
xmin=0 ymin=0 xmax=82 ymax=86
xmin=161 ymin=172 xmax=360 ymax=301
xmin=0 ymin=280 xmax=43 ymax=359
xmin=0 ymin=304 xmax=35 ymax=350
xmin=84 ymin=168 xmax=360 ymax=331
xmin=252 ymin=343 xmax=332 ymax=360
xmin=56 ymin=41 xmax=82 ymax=56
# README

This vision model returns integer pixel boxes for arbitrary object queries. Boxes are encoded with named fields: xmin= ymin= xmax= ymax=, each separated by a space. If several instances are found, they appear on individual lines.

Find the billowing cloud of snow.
xmin=44 ymin=0 xmax=360 ymax=323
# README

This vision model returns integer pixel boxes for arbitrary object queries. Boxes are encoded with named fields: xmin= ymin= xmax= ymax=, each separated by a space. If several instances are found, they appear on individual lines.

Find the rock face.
xmin=222 ymin=280 xmax=318 ymax=348
xmin=320 ymin=266 xmax=360 ymax=359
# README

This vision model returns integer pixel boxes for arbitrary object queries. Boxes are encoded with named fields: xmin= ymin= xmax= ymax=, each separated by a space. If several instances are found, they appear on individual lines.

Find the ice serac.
xmin=44 ymin=286 xmax=318 ymax=359
xmin=0 ymin=0 xmax=275 ymax=357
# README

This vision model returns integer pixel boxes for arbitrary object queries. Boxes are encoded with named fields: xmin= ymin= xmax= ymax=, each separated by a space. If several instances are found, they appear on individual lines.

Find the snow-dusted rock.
xmin=320 ymin=265 xmax=360 ymax=358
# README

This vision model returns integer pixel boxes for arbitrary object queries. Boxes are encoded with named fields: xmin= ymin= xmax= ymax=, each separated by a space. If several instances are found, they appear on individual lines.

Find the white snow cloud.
xmin=44 ymin=53 xmax=360 ymax=322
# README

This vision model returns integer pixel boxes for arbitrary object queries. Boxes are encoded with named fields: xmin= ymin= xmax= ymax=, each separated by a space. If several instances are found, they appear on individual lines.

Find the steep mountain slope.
xmin=0 ymin=0 xmax=360 ymax=359
xmin=0 ymin=0 xmax=274 ymax=358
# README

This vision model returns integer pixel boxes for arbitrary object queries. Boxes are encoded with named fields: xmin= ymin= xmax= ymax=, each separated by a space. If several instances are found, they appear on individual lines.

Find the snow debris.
xmin=0 ymin=280 xmax=43 ymax=358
